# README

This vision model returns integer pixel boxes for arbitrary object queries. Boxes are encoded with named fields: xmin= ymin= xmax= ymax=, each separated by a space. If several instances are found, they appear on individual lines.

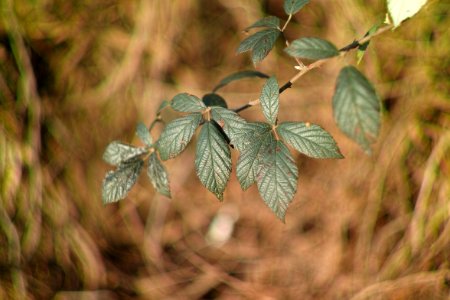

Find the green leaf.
xmin=277 ymin=122 xmax=343 ymax=158
xmin=212 ymin=70 xmax=269 ymax=93
xmin=260 ymin=76 xmax=279 ymax=125
xmin=102 ymin=159 xmax=144 ymax=204
xmin=147 ymin=152 xmax=171 ymax=198
xmin=171 ymin=93 xmax=206 ymax=113
xmin=211 ymin=107 xmax=249 ymax=151
xmin=157 ymin=113 xmax=202 ymax=160
xmin=103 ymin=141 xmax=148 ymax=166
xmin=256 ymin=140 xmax=298 ymax=221
xmin=356 ymin=25 xmax=379 ymax=65
xmin=136 ymin=122 xmax=153 ymax=146
xmin=285 ymin=37 xmax=339 ymax=60
xmin=387 ymin=0 xmax=427 ymax=28
xmin=237 ymin=29 xmax=280 ymax=65
xmin=245 ymin=16 xmax=281 ymax=31
xmin=283 ymin=0 xmax=310 ymax=15
xmin=156 ymin=100 xmax=170 ymax=115
xmin=333 ymin=66 xmax=381 ymax=154
xmin=202 ymin=93 xmax=228 ymax=108
xmin=195 ymin=121 xmax=232 ymax=200
xmin=236 ymin=124 xmax=273 ymax=190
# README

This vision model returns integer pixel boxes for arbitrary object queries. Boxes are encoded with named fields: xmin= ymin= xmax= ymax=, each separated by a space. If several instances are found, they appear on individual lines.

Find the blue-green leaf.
xmin=102 ymin=159 xmax=144 ymax=204
xmin=195 ymin=122 xmax=232 ymax=200
xmin=260 ymin=76 xmax=279 ymax=125
xmin=256 ymin=140 xmax=298 ymax=221
xmin=211 ymin=107 xmax=249 ymax=151
xmin=202 ymin=93 xmax=228 ymax=108
xmin=283 ymin=0 xmax=310 ymax=15
xmin=171 ymin=93 xmax=206 ymax=113
xmin=285 ymin=37 xmax=339 ymax=60
xmin=237 ymin=29 xmax=281 ymax=65
xmin=156 ymin=100 xmax=170 ymax=115
xmin=333 ymin=66 xmax=381 ymax=154
xmin=213 ymin=70 xmax=269 ymax=93
xmin=103 ymin=141 xmax=148 ymax=166
xmin=245 ymin=16 xmax=281 ymax=31
xmin=147 ymin=152 xmax=171 ymax=198
xmin=236 ymin=124 xmax=273 ymax=190
xmin=136 ymin=122 xmax=153 ymax=147
xmin=157 ymin=113 xmax=202 ymax=160
xmin=277 ymin=122 xmax=343 ymax=158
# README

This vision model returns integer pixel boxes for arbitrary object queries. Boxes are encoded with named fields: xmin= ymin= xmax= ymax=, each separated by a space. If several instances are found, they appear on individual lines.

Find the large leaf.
xmin=260 ymin=76 xmax=279 ymax=125
xmin=136 ymin=122 xmax=153 ymax=147
xmin=236 ymin=125 xmax=273 ymax=190
xmin=211 ymin=107 xmax=249 ymax=150
xmin=245 ymin=16 xmax=281 ymax=31
xmin=147 ymin=152 xmax=171 ymax=197
xmin=387 ymin=0 xmax=427 ymax=28
xmin=157 ymin=113 xmax=202 ymax=160
xmin=171 ymin=93 xmax=206 ymax=113
xmin=333 ymin=66 xmax=381 ymax=153
xmin=103 ymin=141 xmax=148 ymax=166
xmin=195 ymin=122 xmax=232 ymax=200
xmin=237 ymin=29 xmax=280 ymax=65
xmin=277 ymin=122 xmax=343 ymax=158
xmin=285 ymin=37 xmax=339 ymax=60
xmin=202 ymin=93 xmax=228 ymax=108
xmin=102 ymin=159 xmax=144 ymax=204
xmin=213 ymin=70 xmax=269 ymax=93
xmin=256 ymin=140 xmax=298 ymax=221
xmin=283 ymin=0 xmax=310 ymax=15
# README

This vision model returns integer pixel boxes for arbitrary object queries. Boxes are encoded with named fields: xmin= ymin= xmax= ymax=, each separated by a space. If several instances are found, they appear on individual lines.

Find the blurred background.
xmin=0 ymin=0 xmax=449 ymax=299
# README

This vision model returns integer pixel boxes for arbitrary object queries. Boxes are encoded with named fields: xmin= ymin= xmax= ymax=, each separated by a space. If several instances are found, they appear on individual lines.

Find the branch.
xmin=232 ymin=24 xmax=394 ymax=113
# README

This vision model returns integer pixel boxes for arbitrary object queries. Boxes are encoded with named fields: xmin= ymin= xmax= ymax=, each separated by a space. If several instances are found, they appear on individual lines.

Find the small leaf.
xmin=102 ymin=159 xmax=144 ymax=204
xmin=195 ymin=121 xmax=232 ymax=200
xmin=283 ymin=0 xmax=310 ymax=15
xmin=211 ymin=107 xmax=250 ymax=151
xmin=387 ymin=0 xmax=427 ymax=28
xmin=285 ymin=37 xmax=339 ymax=60
xmin=157 ymin=113 xmax=202 ymax=160
xmin=147 ymin=152 xmax=171 ymax=197
xmin=103 ymin=141 xmax=148 ymax=166
xmin=260 ymin=76 xmax=279 ymax=125
xmin=256 ymin=139 xmax=298 ymax=221
xmin=202 ymin=93 xmax=228 ymax=108
xmin=156 ymin=100 xmax=170 ymax=115
xmin=277 ymin=122 xmax=343 ymax=158
xmin=333 ymin=66 xmax=381 ymax=154
xmin=237 ymin=29 xmax=280 ymax=65
xmin=236 ymin=124 xmax=273 ymax=190
xmin=136 ymin=122 xmax=153 ymax=146
xmin=245 ymin=16 xmax=281 ymax=31
xmin=213 ymin=70 xmax=269 ymax=93
xmin=356 ymin=25 xmax=379 ymax=65
xmin=171 ymin=93 xmax=206 ymax=113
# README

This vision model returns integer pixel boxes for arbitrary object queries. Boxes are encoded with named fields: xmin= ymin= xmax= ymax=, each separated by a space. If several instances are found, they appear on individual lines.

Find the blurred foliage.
xmin=0 ymin=0 xmax=449 ymax=299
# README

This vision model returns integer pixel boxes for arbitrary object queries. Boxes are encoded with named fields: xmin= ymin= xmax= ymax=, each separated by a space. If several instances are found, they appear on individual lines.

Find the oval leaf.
xmin=236 ymin=124 xmax=273 ymax=190
xmin=171 ymin=93 xmax=206 ymax=113
xmin=147 ymin=152 xmax=171 ymax=198
xmin=285 ymin=37 xmax=339 ymax=60
xmin=260 ymin=76 xmax=279 ymax=125
xmin=388 ymin=0 xmax=427 ymax=28
xmin=211 ymin=107 xmax=252 ymax=151
xmin=202 ymin=93 xmax=228 ymax=108
xmin=136 ymin=122 xmax=153 ymax=146
xmin=256 ymin=140 xmax=298 ymax=221
xmin=157 ymin=113 xmax=202 ymax=160
xmin=213 ymin=70 xmax=269 ymax=93
xmin=195 ymin=122 xmax=232 ymax=201
xmin=237 ymin=29 xmax=281 ymax=65
xmin=103 ymin=141 xmax=148 ymax=166
xmin=102 ymin=159 xmax=144 ymax=204
xmin=245 ymin=16 xmax=281 ymax=31
xmin=284 ymin=0 xmax=310 ymax=15
xmin=277 ymin=122 xmax=343 ymax=158
xmin=156 ymin=100 xmax=170 ymax=115
xmin=333 ymin=66 xmax=381 ymax=154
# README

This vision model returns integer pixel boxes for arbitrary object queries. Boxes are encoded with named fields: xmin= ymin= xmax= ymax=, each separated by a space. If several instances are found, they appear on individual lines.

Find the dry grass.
xmin=1 ymin=0 xmax=449 ymax=299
